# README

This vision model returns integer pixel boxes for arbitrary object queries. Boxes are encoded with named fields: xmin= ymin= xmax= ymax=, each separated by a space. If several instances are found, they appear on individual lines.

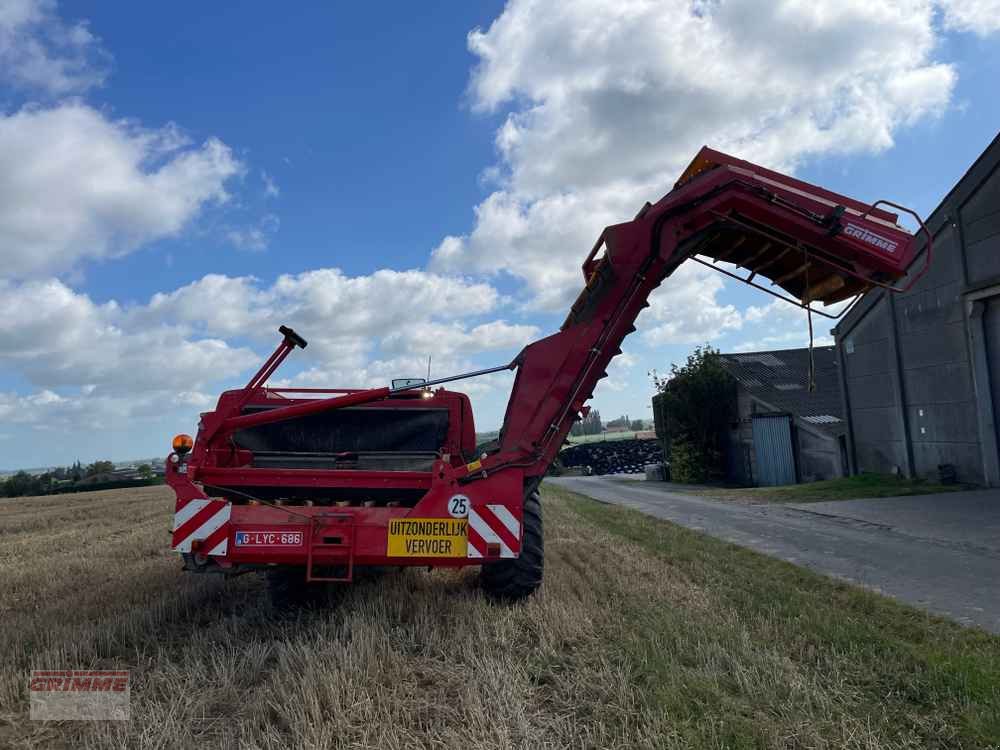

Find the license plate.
xmin=387 ymin=518 xmax=467 ymax=557
xmin=235 ymin=531 xmax=304 ymax=546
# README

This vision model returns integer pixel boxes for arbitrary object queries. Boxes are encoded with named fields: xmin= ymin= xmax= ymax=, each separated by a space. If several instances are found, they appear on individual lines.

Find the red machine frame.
xmin=168 ymin=147 xmax=927 ymax=582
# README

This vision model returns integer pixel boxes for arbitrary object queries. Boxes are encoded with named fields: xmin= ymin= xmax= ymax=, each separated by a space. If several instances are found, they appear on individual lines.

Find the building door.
xmin=752 ymin=414 xmax=796 ymax=486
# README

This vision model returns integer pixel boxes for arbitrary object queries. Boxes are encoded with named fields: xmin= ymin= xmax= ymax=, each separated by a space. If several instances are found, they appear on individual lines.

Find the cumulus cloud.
xmin=0 ymin=267 xmax=529 ymax=432
xmin=141 ymin=268 xmax=507 ymax=360
xmin=433 ymin=0 xmax=956 ymax=324
xmin=0 ymin=278 xmax=259 ymax=395
xmin=432 ymin=183 xmax=642 ymax=311
xmin=937 ymin=0 xmax=1000 ymax=34
xmin=0 ymin=0 xmax=109 ymax=95
xmin=0 ymin=386 xmax=227 ymax=434
xmin=638 ymin=263 xmax=743 ymax=346
xmin=467 ymin=0 xmax=954 ymax=191
xmin=597 ymin=351 xmax=638 ymax=393
xmin=381 ymin=320 xmax=539 ymax=357
xmin=733 ymin=298 xmax=846 ymax=352
xmin=142 ymin=268 xmax=528 ymax=428
xmin=0 ymin=103 xmax=244 ymax=277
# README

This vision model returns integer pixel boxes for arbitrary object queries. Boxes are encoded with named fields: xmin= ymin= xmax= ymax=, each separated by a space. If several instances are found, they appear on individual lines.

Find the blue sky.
xmin=0 ymin=0 xmax=998 ymax=468
xmin=76 ymin=3 xmax=506 ymax=299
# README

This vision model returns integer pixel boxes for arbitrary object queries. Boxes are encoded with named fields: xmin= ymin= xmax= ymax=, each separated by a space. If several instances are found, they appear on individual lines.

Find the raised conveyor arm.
xmin=481 ymin=147 xmax=925 ymax=482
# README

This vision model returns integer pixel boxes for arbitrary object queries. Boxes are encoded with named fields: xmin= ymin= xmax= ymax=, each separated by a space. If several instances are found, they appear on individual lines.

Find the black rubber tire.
xmin=480 ymin=490 xmax=544 ymax=600
xmin=265 ymin=567 xmax=326 ymax=609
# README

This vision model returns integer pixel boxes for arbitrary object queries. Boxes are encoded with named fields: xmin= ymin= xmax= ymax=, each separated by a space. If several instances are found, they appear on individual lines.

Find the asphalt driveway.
xmin=548 ymin=476 xmax=1000 ymax=633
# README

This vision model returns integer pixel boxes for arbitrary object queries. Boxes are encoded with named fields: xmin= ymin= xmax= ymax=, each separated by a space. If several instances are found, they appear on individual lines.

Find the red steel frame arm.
xmin=220 ymin=387 xmax=391 ymax=433
xmin=473 ymin=157 xmax=920 ymax=484
xmin=199 ymin=324 xmax=391 ymax=445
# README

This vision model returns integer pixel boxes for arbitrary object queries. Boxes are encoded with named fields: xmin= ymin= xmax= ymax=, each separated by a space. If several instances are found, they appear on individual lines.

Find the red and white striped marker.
xmin=171 ymin=498 xmax=231 ymax=556
xmin=467 ymin=504 xmax=521 ymax=559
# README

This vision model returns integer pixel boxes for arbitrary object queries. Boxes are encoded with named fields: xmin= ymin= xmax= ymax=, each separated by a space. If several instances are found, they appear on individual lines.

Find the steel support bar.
xmin=388 ymin=362 xmax=515 ymax=393
xmin=222 ymin=387 xmax=392 ymax=433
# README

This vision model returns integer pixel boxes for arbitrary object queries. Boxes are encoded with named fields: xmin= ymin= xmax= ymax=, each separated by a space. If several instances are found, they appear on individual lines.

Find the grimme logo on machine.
xmin=843 ymin=222 xmax=898 ymax=254
xmin=29 ymin=670 xmax=130 ymax=721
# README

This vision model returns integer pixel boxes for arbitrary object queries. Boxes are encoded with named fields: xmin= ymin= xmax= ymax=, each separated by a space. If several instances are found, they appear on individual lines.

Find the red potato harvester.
xmin=167 ymin=147 xmax=929 ymax=604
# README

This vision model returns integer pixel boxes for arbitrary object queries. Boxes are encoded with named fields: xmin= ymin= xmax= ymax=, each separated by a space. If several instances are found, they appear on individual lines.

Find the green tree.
xmin=85 ymin=460 xmax=114 ymax=477
xmin=571 ymin=408 xmax=603 ymax=436
xmin=606 ymin=414 xmax=630 ymax=429
xmin=653 ymin=345 xmax=735 ymax=482
xmin=137 ymin=464 xmax=153 ymax=480
xmin=2 ymin=471 xmax=43 ymax=498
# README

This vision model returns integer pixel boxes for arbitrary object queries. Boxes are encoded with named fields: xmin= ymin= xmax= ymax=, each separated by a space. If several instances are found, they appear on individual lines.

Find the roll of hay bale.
xmin=559 ymin=439 xmax=664 ymax=476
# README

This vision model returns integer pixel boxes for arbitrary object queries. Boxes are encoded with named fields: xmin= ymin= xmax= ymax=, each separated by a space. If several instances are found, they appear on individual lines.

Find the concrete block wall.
xmin=797 ymin=427 xmax=843 ymax=483
xmin=835 ymin=132 xmax=1000 ymax=486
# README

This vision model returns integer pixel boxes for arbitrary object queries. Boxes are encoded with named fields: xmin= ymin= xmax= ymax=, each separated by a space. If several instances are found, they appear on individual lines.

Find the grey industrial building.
xmin=651 ymin=346 xmax=846 ymax=487
xmin=833 ymin=132 xmax=1000 ymax=486
xmin=718 ymin=347 xmax=847 ymax=486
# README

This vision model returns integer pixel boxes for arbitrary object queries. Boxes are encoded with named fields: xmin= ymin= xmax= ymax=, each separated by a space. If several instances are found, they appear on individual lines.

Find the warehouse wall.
xmin=839 ymin=295 xmax=909 ymax=475
xmin=725 ymin=390 xmax=757 ymax=485
xmin=797 ymin=428 xmax=844 ymax=483
xmin=834 ymin=133 xmax=1000 ymax=486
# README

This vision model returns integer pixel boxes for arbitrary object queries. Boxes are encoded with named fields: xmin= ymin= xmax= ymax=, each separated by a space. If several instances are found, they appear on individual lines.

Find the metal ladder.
xmin=305 ymin=512 xmax=355 ymax=582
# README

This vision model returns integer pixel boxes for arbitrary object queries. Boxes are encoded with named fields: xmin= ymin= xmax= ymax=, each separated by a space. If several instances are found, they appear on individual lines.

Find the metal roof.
xmin=718 ymin=346 xmax=845 ymax=436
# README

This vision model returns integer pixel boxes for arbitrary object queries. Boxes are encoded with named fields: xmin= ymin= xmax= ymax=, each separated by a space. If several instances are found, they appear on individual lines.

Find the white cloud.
xmin=226 ymin=214 xmax=279 ymax=251
xmin=142 ymin=268 xmax=506 ymax=361
xmin=731 ymin=331 xmax=835 ymax=353
xmin=0 ymin=387 xmax=220 ymax=433
xmin=432 ymin=182 xmax=643 ymax=311
xmin=0 ymin=268 xmax=529 ymax=434
xmin=638 ymin=263 xmax=743 ymax=346
xmin=381 ymin=320 xmax=539 ymax=357
xmin=434 ymin=0 xmax=956 ymax=310
xmin=937 ymin=0 xmax=1000 ymax=34
xmin=126 ymin=269 xmax=537 ymax=432
xmin=261 ymin=170 xmax=280 ymax=197
xmin=0 ymin=0 xmax=109 ymax=95
xmin=0 ymin=278 xmax=259 ymax=395
xmin=598 ymin=351 xmax=638 ymax=393
xmin=0 ymin=103 xmax=244 ymax=277
xmin=0 ymin=3 xmax=270 ymax=278
xmin=733 ymin=298 xmax=844 ymax=352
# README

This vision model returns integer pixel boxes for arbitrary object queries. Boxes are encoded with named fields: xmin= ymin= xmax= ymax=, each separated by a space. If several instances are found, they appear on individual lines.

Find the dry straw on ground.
xmin=1 ymin=484 xmax=997 ymax=749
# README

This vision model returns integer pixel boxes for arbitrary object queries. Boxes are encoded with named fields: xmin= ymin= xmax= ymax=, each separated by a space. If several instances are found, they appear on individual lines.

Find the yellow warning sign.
xmin=387 ymin=518 xmax=467 ymax=557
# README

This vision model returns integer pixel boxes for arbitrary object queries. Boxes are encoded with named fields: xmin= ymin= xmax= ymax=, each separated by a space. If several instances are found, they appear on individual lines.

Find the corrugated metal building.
xmin=651 ymin=347 xmax=847 ymax=486
xmin=718 ymin=347 xmax=847 ymax=485
xmin=833 ymin=132 xmax=1000 ymax=485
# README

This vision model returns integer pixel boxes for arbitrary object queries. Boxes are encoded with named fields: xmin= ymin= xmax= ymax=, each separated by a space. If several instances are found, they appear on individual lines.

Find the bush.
xmin=669 ymin=439 xmax=707 ymax=483
xmin=653 ymin=345 xmax=734 ymax=482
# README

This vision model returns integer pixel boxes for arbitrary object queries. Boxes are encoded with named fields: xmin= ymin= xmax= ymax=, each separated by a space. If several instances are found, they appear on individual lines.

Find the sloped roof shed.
xmin=718 ymin=346 xmax=845 ymax=437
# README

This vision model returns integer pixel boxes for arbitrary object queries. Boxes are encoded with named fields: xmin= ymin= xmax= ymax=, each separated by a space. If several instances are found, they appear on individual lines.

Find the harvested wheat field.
xmin=2 ymin=483 xmax=999 ymax=749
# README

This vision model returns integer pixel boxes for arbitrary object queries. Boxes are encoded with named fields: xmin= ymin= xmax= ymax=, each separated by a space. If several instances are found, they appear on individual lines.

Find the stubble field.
xmin=1 ymin=484 xmax=998 ymax=749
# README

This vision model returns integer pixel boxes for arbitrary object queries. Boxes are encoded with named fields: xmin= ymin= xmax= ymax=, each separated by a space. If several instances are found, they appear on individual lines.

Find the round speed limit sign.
xmin=447 ymin=494 xmax=470 ymax=518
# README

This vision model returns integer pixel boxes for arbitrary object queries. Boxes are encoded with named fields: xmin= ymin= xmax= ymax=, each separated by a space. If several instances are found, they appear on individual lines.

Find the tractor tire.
xmin=265 ymin=567 xmax=326 ymax=610
xmin=480 ymin=490 xmax=543 ymax=600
